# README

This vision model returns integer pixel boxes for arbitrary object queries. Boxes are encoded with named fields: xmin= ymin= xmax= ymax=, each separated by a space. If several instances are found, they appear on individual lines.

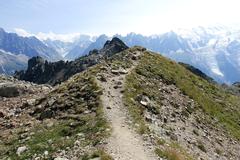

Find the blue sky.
xmin=0 ymin=0 xmax=240 ymax=40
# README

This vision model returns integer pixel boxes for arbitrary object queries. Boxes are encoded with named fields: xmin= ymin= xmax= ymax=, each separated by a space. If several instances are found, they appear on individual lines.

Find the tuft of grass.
xmin=196 ymin=140 xmax=207 ymax=152
xmin=92 ymin=150 xmax=113 ymax=160
xmin=155 ymin=141 xmax=194 ymax=160
xmin=155 ymin=148 xmax=184 ymax=160
xmin=156 ymin=138 xmax=166 ymax=145
xmin=169 ymin=142 xmax=194 ymax=160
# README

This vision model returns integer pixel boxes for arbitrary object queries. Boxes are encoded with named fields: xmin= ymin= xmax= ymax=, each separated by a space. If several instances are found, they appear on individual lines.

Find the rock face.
xmin=0 ymin=75 xmax=51 ymax=154
xmin=81 ymin=34 xmax=109 ymax=56
xmin=0 ymin=75 xmax=50 ymax=98
xmin=100 ymin=37 xmax=129 ymax=57
xmin=16 ymin=146 xmax=28 ymax=156
xmin=15 ymin=37 xmax=129 ymax=85
xmin=0 ymin=83 xmax=22 ymax=97
xmin=15 ymin=57 xmax=68 ymax=85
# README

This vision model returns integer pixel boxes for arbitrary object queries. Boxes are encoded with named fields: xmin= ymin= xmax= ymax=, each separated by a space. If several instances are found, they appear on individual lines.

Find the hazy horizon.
xmin=1 ymin=0 xmax=240 ymax=42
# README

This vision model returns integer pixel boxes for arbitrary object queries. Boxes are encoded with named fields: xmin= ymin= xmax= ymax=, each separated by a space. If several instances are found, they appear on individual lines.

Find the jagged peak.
xmin=15 ymin=38 xmax=129 ymax=85
xmin=164 ymin=30 xmax=179 ymax=38
xmin=28 ymin=56 xmax=45 ymax=68
xmin=103 ymin=37 xmax=128 ymax=49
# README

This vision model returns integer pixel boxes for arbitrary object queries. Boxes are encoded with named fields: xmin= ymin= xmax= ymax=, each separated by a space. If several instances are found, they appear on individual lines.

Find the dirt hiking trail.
xmin=97 ymin=61 xmax=158 ymax=160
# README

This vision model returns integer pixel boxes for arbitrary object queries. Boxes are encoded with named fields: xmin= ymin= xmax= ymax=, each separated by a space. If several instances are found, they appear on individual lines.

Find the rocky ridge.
xmin=0 ymin=75 xmax=52 ymax=159
xmin=96 ymin=48 xmax=158 ymax=160
xmin=15 ymin=37 xmax=128 ymax=85
xmin=1 ymin=38 xmax=240 ymax=160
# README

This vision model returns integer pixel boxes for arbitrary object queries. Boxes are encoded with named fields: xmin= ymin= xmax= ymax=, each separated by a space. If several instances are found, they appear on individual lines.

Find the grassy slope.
xmin=123 ymin=48 xmax=240 ymax=159
xmin=124 ymin=48 xmax=240 ymax=140
xmin=1 ymin=46 xmax=240 ymax=159
xmin=0 ymin=67 xmax=111 ymax=160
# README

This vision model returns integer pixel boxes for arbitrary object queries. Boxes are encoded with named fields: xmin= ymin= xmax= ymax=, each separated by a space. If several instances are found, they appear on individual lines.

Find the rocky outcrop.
xmin=15 ymin=37 xmax=129 ymax=85
xmin=15 ymin=56 xmax=69 ymax=85
xmin=0 ymin=75 xmax=51 ymax=98
xmin=100 ymin=37 xmax=129 ymax=57
xmin=0 ymin=74 xmax=51 ymax=137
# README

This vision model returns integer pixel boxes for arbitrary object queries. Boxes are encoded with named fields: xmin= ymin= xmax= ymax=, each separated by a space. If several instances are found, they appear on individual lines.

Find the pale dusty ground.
xmin=97 ymin=66 xmax=158 ymax=160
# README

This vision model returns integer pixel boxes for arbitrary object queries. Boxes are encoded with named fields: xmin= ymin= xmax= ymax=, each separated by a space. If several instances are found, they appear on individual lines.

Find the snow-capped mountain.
xmin=0 ymin=49 xmax=28 ymax=74
xmin=43 ymin=39 xmax=74 ymax=57
xmin=3 ymin=25 xmax=240 ymax=83
xmin=0 ymin=28 xmax=63 ymax=75
xmin=80 ymin=34 xmax=109 ymax=55
xmin=44 ymin=35 xmax=95 ymax=60
xmin=0 ymin=28 xmax=62 ymax=61
xmin=64 ymin=35 xmax=94 ymax=60
xmin=47 ymin=26 xmax=240 ymax=83
xmin=169 ymin=26 xmax=240 ymax=83
xmin=109 ymin=26 xmax=240 ymax=84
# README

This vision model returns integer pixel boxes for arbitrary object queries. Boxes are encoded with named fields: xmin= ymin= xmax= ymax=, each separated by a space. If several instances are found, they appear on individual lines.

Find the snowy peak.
xmin=3 ymin=26 xmax=240 ymax=83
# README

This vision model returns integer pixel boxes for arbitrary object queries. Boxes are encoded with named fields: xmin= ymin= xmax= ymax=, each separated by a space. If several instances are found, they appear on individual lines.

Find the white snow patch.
xmin=14 ymin=28 xmax=95 ymax=43
xmin=208 ymin=39 xmax=217 ymax=46
xmin=0 ymin=49 xmax=15 ymax=56
xmin=211 ymin=68 xmax=224 ymax=77
xmin=176 ymin=49 xmax=184 ymax=53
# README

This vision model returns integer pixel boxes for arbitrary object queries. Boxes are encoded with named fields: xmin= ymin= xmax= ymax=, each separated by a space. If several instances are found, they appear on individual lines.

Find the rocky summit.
xmin=15 ymin=37 xmax=128 ymax=85
xmin=1 ymin=38 xmax=240 ymax=160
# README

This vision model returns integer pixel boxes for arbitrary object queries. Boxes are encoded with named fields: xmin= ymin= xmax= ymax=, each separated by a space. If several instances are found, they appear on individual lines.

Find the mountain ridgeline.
xmin=43 ymin=26 xmax=240 ymax=84
xmin=179 ymin=62 xmax=215 ymax=83
xmin=15 ymin=37 xmax=129 ymax=85
xmin=0 ymin=28 xmax=62 ymax=61
xmin=0 ymin=28 xmax=63 ymax=75
xmin=1 ymin=26 xmax=240 ymax=84
xmin=1 ymin=37 xmax=240 ymax=160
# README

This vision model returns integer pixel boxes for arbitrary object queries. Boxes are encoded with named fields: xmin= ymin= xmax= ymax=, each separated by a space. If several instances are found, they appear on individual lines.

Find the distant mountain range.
xmin=0 ymin=49 xmax=28 ymax=74
xmin=0 ymin=28 xmax=62 ymax=74
xmin=1 ymin=26 xmax=240 ymax=83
